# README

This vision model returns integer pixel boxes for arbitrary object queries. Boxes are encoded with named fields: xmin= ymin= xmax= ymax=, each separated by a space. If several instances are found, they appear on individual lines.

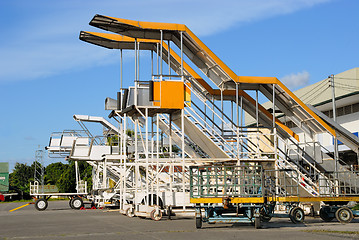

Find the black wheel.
xmin=35 ymin=198 xmax=48 ymax=211
xmin=335 ymin=207 xmax=353 ymax=224
xmin=167 ymin=206 xmax=172 ymax=220
xmin=126 ymin=207 xmax=135 ymax=218
xmin=196 ymin=217 xmax=202 ymax=229
xmin=319 ymin=207 xmax=335 ymax=222
xmin=260 ymin=207 xmax=272 ymax=222
xmin=69 ymin=198 xmax=74 ymax=209
xmin=289 ymin=207 xmax=305 ymax=224
xmin=260 ymin=214 xmax=272 ymax=222
xmin=71 ymin=197 xmax=83 ymax=210
xmin=150 ymin=209 xmax=163 ymax=221
xmin=254 ymin=217 xmax=261 ymax=229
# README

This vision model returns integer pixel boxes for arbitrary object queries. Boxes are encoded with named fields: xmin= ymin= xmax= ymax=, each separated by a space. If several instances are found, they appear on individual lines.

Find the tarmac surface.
xmin=1 ymin=200 xmax=359 ymax=240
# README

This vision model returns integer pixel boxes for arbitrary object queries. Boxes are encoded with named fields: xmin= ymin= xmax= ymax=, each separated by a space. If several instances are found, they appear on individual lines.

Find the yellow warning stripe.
xmin=9 ymin=203 xmax=31 ymax=212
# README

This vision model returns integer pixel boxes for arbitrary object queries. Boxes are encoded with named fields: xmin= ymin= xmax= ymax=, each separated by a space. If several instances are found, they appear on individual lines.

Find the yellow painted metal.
xmin=190 ymin=197 xmax=265 ymax=204
xmin=190 ymin=198 xmax=222 ymax=204
xmin=153 ymin=81 xmax=160 ymax=106
xmin=236 ymin=76 xmax=336 ymax=137
xmin=9 ymin=203 xmax=31 ymax=212
xmin=83 ymin=31 xmax=162 ymax=44
xmin=191 ymin=196 xmax=359 ymax=204
xmin=103 ymin=16 xmax=187 ymax=32
xmin=231 ymin=197 xmax=265 ymax=204
xmin=109 ymin=178 xmax=115 ymax=188
xmin=184 ymin=82 xmax=191 ymax=106
xmin=271 ymin=196 xmax=359 ymax=203
xmin=153 ymin=81 xmax=184 ymax=109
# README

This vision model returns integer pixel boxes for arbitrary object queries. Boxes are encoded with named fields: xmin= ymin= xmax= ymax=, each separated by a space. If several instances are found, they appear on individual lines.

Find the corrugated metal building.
xmin=246 ymin=67 xmax=359 ymax=164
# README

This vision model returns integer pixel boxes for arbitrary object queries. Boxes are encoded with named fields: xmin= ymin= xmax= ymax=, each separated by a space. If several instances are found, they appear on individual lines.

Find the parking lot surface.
xmin=1 ymin=201 xmax=359 ymax=240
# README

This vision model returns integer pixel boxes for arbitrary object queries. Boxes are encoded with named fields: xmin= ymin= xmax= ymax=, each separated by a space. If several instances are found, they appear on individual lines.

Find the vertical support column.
xmin=168 ymin=40 xmax=171 ymax=79
xmin=137 ymin=42 xmax=140 ymax=81
xmin=151 ymin=50 xmax=153 ymax=78
xmin=120 ymin=49 xmax=123 ymax=89
xmin=156 ymin=114 xmax=160 ymax=208
xmin=119 ymin=155 xmax=123 ymax=210
xmin=169 ymin=114 xmax=172 ymax=158
xmin=134 ymin=117 xmax=139 ymax=210
xmin=180 ymin=31 xmax=184 ymax=80
xmin=151 ymin=115 xmax=154 ymax=198
xmin=120 ymin=49 xmax=123 ymax=112
xmin=255 ymin=90 xmax=259 ymax=128
xmin=181 ymin=109 xmax=185 ymax=210
xmin=255 ymin=90 xmax=259 ymax=156
xmin=212 ymin=95 xmax=215 ymax=133
xmin=145 ymin=108 xmax=149 ymax=207
xmin=330 ymin=74 xmax=339 ymax=194
xmin=221 ymin=89 xmax=224 ymax=139
xmin=160 ymin=30 xmax=163 ymax=79
xmin=93 ymin=162 xmax=98 ymax=190
xmin=330 ymin=74 xmax=339 ymax=172
xmin=231 ymin=101 xmax=233 ymax=129
xmin=236 ymin=83 xmax=240 ymax=163
xmin=134 ymin=38 xmax=138 ymax=106
xmin=156 ymin=114 xmax=160 ymax=165
xmin=272 ymin=84 xmax=279 ymax=196
xmin=240 ymin=93 xmax=244 ymax=160
xmin=102 ymin=159 xmax=107 ymax=189
xmin=75 ymin=160 xmax=79 ymax=192
xmin=273 ymin=84 xmax=277 ymax=161
xmin=272 ymin=85 xmax=275 ymax=129
xmin=156 ymin=43 xmax=159 ymax=76
xmin=167 ymin=115 xmax=173 ymax=207
xmin=123 ymin=114 xmax=127 ymax=211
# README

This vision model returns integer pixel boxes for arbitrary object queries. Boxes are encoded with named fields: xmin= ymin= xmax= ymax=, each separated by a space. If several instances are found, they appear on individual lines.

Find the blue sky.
xmin=0 ymin=0 xmax=358 ymax=171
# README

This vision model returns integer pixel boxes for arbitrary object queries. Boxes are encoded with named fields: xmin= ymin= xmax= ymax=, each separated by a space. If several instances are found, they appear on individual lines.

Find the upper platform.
xmin=87 ymin=15 xmax=336 ymax=137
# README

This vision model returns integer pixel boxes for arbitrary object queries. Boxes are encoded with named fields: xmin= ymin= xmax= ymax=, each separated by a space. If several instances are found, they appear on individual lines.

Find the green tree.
xmin=9 ymin=160 xmax=93 ymax=196
xmin=9 ymin=162 xmax=36 ymax=198
xmin=56 ymin=161 xmax=92 ymax=193
xmin=45 ymin=162 xmax=67 ymax=185
xmin=57 ymin=163 xmax=76 ymax=193
xmin=78 ymin=161 xmax=93 ymax=192
xmin=126 ymin=129 xmax=134 ymax=137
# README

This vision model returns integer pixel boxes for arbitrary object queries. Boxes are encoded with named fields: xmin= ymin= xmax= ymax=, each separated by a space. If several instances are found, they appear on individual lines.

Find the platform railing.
xmin=319 ymin=171 xmax=359 ymax=196
xmin=190 ymin=165 xmax=263 ymax=199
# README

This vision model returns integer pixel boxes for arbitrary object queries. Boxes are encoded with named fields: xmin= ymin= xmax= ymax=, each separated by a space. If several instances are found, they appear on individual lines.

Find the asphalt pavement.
xmin=1 ymin=201 xmax=359 ymax=240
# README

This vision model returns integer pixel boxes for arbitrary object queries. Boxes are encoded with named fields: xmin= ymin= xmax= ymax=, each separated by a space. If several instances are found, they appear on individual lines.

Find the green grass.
xmin=303 ymin=229 xmax=359 ymax=235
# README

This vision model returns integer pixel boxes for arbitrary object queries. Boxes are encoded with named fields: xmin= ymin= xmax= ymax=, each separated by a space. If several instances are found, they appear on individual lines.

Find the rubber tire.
xmin=71 ymin=197 xmax=83 ymax=210
xmin=35 ymin=198 xmax=48 ymax=211
xmin=126 ymin=208 xmax=135 ymax=218
xmin=150 ymin=209 xmax=163 ymax=221
xmin=319 ymin=207 xmax=335 ymax=222
xmin=289 ymin=207 xmax=305 ymax=224
xmin=254 ymin=217 xmax=261 ymax=229
xmin=260 ymin=214 xmax=272 ymax=222
xmin=69 ymin=198 xmax=74 ymax=209
xmin=335 ymin=207 xmax=353 ymax=224
xmin=196 ymin=217 xmax=202 ymax=229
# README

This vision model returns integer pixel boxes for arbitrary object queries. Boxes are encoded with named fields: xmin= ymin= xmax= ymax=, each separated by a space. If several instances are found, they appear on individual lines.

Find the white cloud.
xmin=280 ymin=71 xmax=310 ymax=89
xmin=0 ymin=42 xmax=121 ymax=83
xmin=0 ymin=0 xmax=331 ymax=83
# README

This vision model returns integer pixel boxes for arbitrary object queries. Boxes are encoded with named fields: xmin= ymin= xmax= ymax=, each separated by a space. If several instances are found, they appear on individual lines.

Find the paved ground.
xmin=1 ymin=201 xmax=359 ymax=240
